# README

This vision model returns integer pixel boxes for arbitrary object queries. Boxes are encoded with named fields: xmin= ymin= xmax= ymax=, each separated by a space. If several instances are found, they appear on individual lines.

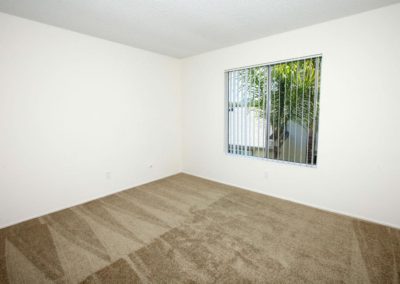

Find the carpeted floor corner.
xmin=0 ymin=173 xmax=399 ymax=283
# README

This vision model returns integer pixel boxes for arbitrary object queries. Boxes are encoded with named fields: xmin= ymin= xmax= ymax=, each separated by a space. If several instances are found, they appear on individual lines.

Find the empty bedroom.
xmin=0 ymin=0 xmax=399 ymax=283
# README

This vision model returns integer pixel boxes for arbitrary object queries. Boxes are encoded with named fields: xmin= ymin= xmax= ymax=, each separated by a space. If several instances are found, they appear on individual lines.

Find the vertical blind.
xmin=227 ymin=56 xmax=322 ymax=165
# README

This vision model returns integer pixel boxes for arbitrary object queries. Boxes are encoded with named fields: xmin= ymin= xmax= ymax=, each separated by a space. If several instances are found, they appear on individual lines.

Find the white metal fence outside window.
xmin=226 ymin=56 xmax=322 ymax=166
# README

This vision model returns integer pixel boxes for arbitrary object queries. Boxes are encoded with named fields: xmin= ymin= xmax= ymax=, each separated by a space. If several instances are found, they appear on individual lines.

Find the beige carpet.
xmin=0 ymin=173 xmax=399 ymax=283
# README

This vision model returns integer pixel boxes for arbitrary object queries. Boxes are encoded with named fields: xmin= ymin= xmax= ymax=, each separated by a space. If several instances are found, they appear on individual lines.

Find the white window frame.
xmin=224 ymin=54 xmax=322 ymax=167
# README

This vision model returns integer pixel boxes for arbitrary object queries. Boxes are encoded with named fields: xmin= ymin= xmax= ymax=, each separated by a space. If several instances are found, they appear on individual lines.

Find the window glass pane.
xmin=227 ymin=56 xmax=321 ymax=166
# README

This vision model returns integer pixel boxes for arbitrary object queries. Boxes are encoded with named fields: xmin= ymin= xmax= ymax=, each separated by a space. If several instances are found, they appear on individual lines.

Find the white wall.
xmin=182 ymin=4 xmax=400 ymax=228
xmin=0 ymin=12 xmax=182 ymax=228
xmin=1 ymin=4 xmax=399 ymax=230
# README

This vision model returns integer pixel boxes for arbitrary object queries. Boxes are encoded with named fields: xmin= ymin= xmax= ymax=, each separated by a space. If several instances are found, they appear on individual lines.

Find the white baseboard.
xmin=182 ymin=170 xmax=400 ymax=230
xmin=0 ymin=171 xmax=181 ymax=230
xmin=3 ymin=170 xmax=398 ymax=230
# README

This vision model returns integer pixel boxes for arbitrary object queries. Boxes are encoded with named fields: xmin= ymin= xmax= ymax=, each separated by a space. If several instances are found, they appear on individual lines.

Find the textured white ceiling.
xmin=0 ymin=0 xmax=399 ymax=58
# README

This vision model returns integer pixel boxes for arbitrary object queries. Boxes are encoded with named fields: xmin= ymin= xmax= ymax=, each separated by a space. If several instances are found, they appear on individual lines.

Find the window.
xmin=227 ymin=56 xmax=322 ymax=166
